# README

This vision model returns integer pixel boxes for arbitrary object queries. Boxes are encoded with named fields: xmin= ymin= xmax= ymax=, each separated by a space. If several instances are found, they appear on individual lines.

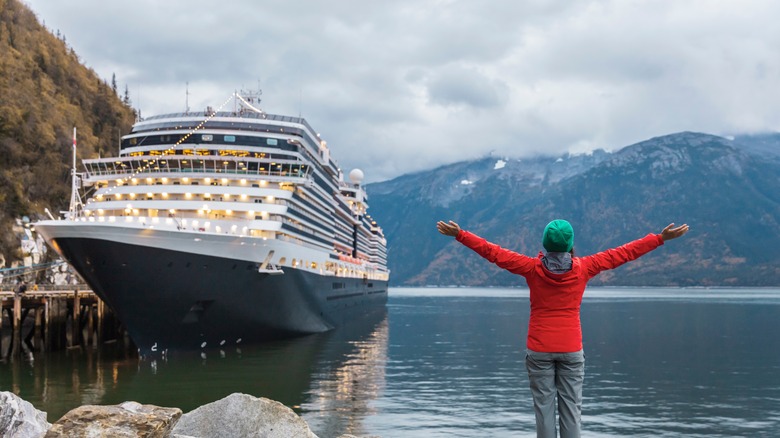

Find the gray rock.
xmin=44 ymin=401 xmax=181 ymax=437
xmin=172 ymin=393 xmax=317 ymax=438
xmin=0 ymin=391 xmax=51 ymax=438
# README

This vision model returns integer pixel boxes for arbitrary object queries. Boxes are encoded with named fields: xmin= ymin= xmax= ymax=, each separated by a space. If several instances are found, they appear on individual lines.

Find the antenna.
xmin=185 ymin=82 xmax=190 ymax=114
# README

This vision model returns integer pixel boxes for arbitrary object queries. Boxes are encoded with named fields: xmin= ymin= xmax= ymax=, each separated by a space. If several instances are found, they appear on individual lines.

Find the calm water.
xmin=1 ymin=287 xmax=779 ymax=437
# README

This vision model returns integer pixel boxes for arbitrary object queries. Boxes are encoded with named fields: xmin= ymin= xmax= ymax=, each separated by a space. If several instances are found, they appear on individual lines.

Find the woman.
xmin=436 ymin=219 xmax=689 ymax=438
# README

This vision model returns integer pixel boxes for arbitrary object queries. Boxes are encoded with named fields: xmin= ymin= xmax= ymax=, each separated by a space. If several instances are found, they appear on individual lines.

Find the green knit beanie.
xmin=542 ymin=219 xmax=574 ymax=252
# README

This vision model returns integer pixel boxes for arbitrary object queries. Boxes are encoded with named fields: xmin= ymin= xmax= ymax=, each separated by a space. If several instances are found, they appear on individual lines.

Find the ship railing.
xmin=83 ymin=166 xmax=308 ymax=180
xmin=275 ymin=234 xmax=330 ymax=252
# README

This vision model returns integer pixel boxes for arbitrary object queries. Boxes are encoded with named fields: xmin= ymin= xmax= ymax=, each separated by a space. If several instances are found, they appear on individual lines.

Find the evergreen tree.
xmin=123 ymin=84 xmax=131 ymax=105
xmin=111 ymin=73 xmax=117 ymax=95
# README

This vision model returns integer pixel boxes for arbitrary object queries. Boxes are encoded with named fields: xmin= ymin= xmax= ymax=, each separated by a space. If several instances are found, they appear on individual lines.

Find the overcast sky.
xmin=26 ymin=0 xmax=780 ymax=182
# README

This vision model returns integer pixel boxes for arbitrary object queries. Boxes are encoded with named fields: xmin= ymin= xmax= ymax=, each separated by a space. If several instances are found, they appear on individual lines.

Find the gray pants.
xmin=525 ymin=349 xmax=585 ymax=438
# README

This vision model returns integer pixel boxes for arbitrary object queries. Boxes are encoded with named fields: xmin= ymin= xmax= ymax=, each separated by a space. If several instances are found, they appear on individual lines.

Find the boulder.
xmin=44 ymin=401 xmax=181 ymax=437
xmin=172 ymin=393 xmax=317 ymax=438
xmin=0 ymin=391 xmax=51 ymax=438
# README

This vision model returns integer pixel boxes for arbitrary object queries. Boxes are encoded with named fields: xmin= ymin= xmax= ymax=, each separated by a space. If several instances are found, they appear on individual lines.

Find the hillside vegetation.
xmin=0 ymin=0 xmax=135 ymax=263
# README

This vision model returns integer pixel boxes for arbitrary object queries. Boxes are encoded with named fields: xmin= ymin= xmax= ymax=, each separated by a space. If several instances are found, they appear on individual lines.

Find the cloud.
xmin=425 ymin=66 xmax=509 ymax=109
xmin=26 ymin=0 xmax=780 ymax=182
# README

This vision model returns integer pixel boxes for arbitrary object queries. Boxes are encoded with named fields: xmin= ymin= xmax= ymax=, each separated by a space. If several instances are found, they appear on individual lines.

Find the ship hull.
xmin=50 ymin=235 xmax=388 ymax=354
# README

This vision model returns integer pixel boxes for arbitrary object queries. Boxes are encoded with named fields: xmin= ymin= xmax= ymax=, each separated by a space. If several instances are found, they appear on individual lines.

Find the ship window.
xmin=266 ymin=138 xmax=278 ymax=146
xmin=202 ymin=134 xmax=213 ymax=141
xmin=279 ymin=257 xmax=287 ymax=265
xmin=224 ymin=135 xmax=236 ymax=142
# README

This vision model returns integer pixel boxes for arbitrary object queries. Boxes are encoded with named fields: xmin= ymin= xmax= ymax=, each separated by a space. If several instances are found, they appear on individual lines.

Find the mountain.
xmin=366 ymin=132 xmax=780 ymax=287
xmin=0 ymin=0 xmax=135 ymax=263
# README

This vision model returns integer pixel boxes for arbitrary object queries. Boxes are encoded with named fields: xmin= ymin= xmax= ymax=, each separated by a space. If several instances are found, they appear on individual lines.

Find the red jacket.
xmin=456 ymin=230 xmax=664 ymax=352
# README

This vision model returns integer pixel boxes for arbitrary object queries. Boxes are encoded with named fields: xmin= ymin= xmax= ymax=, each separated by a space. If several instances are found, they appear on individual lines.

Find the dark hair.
xmin=569 ymin=248 xmax=575 ymax=257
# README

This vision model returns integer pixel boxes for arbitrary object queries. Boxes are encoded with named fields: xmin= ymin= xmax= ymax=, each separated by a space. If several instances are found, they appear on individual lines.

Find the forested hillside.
xmin=0 ymin=0 xmax=135 ymax=264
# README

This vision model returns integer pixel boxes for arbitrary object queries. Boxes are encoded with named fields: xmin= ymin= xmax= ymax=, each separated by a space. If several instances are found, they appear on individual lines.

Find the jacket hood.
xmin=535 ymin=251 xmax=580 ymax=286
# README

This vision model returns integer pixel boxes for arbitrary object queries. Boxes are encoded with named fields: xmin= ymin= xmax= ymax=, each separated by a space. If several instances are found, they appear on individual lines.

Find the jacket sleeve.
xmin=456 ymin=230 xmax=536 ymax=277
xmin=581 ymin=233 xmax=664 ymax=279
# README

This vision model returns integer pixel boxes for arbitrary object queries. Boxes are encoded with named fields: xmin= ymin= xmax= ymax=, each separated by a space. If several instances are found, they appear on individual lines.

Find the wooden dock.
xmin=0 ymin=285 xmax=130 ymax=359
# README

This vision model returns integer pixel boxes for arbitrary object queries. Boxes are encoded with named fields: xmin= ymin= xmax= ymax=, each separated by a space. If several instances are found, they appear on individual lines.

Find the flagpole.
xmin=69 ymin=127 xmax=78 ymax=217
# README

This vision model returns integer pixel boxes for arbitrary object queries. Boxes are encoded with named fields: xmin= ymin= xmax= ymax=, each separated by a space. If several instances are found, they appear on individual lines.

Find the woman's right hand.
xmin=437 ymin=220 xmax=461 ymax=237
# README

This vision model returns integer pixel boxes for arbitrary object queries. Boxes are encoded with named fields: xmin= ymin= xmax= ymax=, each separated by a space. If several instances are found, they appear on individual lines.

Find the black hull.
xmin=52 ymin=237 xmax=388 ymax=354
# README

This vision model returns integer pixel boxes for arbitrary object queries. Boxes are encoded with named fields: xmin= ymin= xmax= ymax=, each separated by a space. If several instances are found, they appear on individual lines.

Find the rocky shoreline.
xmin=0 ymin=391 xmax=378 ymax=438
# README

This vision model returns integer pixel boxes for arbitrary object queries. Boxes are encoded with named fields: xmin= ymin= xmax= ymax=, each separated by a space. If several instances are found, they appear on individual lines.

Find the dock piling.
xmin=0 ymin=286 xmax=128 ymax=357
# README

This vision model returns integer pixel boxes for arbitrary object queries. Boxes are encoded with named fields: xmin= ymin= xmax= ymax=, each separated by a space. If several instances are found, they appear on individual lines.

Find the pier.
xmin=0 ymin=285 xmax=130 ymax=359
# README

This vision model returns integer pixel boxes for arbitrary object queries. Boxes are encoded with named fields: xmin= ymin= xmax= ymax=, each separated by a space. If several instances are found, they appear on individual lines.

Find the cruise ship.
xmin=34 ymin=91 xmax=389 ymax=354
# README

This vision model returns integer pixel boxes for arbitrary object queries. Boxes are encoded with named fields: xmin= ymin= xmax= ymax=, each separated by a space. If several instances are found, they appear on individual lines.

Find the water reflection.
xmin=0 ymin=309 xmax=389 ymax=438
xmin=301 ymin=316 xmax=388 ymax=437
